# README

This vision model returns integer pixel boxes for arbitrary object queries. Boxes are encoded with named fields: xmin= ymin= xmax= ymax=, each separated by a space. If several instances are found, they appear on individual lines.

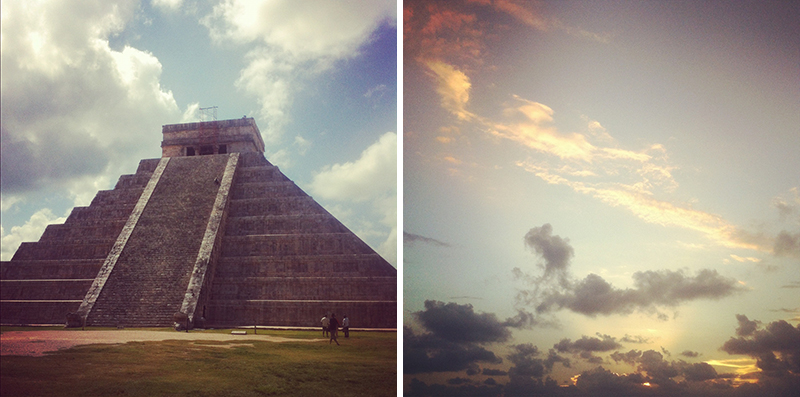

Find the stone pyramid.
xmin=0 ymin=118 xmax=397 ymax=329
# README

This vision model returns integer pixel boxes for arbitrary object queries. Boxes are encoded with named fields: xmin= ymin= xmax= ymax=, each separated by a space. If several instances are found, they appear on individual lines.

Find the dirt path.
xmin=1 ymin=330 xmax=324 ymax=357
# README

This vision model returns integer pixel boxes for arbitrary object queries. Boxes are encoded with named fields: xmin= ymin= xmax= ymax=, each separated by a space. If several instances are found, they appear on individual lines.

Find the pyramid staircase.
xmin=0 ymin=159 xmax=159 ymax=325
xmin=1 ymin=150 xmax=396 ymax=328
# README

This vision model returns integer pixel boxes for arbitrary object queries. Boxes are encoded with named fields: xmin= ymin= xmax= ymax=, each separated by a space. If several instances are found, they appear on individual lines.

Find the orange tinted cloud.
xmin=517 ymin=160 xmax=768 ymax=251
xmin=423 ymin=60 xmax=476 ymax=121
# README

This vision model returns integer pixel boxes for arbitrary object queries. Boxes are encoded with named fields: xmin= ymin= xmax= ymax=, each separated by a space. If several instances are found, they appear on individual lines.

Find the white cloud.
xmin=1 ymin=0 xmax=182 ymax=197
xmin=202 ymin=0 xmax=394 ymax=58
xmin=234 ymin=47 xmax=296 ymax=141
xmin=152 ymin=0 xmax=184 ymax=12
xmin=309 ymin=132 xmax=396 ymax=202
xmin=1 ymin=209 xmax=66 ymax=261
xmin=1 ymin=0 xmax=185 ymax=259
xmin=308 ymin=132 xmax=397 ymax=265
xmin=293 ymin=135 xmax=311 ymax=155
xmin=365 ymin=84 xmax=388 ymax=98
xmin=201 ymin=0 xmax=395 ymax=139
xmin=181 ymin=102 xmax=201 ymax=122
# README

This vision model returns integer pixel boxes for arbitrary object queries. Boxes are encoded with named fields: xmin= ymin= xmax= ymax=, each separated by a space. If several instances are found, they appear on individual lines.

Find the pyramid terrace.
xmin=0 ymin=118 xmax=397 ymax=329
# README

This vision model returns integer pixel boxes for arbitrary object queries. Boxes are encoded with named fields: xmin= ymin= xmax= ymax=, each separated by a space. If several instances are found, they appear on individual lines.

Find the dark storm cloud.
xmin=574 ymin=365 xmax=798 ymax=397
xmin=573 ymin=366 xmax=649 ymax=397
xmin=609 ymin=348 xmax=721 ymax=385
xmin=403 ymin=231 xmax=451 ymax=247
xmin=774 ymin=230 xmax=800 ymax=258
xmin=555 ymin=334 xmax=623 ymax=354
xmin=532 ymin=269 xmax=745 ymax=318
xmin=554 ymin=334 xmax=622 ymax=363
xmin=680 ymin=350 xmax=700 ymax=358
xmin=404 ymin=326 xmax=502 ymax=374
xmin=681 ymin=362 xmax=718 ymax=382
xmin=505 ymin=344 xmax=570 ymax=381
xmin=575 ymin=318 xmax=800 ymax=395
xmin=407 ymin=378 xmax=504 ymax=397
xmin=515 ymin=224 xmax=746 ymax=320
xmin=415 ymin=300 xmax=512 ymax=344
xmin=504 ymin=343 xmax=567 ymax=396
xmin=721 ymin=316 xmax=800 ymax=377
xmin=482 ymin=368 xmax=508 ymax=376
xmin=501 ymin=309 xmax=540 ymax=328
xmin=524 ymin=223 xmax=573 ymax=285
xmin=735 ymin=314 xmax=760 ymax=337
xmin=610 ymin=349 xmax=643 ymax=366
xmin=404 ymin=301 xmax=518 ymax=374
xmin=637 ymin=350 xmax=680 ymax=380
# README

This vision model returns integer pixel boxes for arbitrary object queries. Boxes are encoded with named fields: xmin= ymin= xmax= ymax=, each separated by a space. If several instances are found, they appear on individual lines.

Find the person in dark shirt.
xmin=329 ymin=313 xmax=340 ymax=345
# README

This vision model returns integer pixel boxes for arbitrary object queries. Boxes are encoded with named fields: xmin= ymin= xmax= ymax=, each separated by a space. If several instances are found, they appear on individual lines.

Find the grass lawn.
xmin=0 ymin=328 xmax=396 ymax=397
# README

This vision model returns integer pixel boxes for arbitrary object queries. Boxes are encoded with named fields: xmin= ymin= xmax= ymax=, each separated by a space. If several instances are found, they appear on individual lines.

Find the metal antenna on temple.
xmin=199 ymin=106 xmax=218 ymax=121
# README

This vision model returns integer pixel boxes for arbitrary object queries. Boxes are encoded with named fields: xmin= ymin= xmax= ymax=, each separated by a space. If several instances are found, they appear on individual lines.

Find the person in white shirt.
xmin=321 ymin=315 xmax=329 ymax=337
xmin=342 ymin=315 xmax=350 ymax=338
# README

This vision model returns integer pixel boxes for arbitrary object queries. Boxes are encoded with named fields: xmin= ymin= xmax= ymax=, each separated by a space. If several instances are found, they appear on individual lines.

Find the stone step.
xmin=227 ymin=197 xmax=324 ymax=217
xmin=114 ymin=173 xmax=152 ymax=189
xmin=0 ymin=279 xmax=94 ymax=300
xmin=0 ymin=259 xmax=104 ymax=279
xmin=230 ymin=181 xmax=304 ymax=200
xmin=215 ymin=254 xmax=396 ymax=277
xmin=0 ymin=301 xmax=82 ymax=325
xmin=234 ymin=166 xmax=287 ymax=183
xmin=224 ymin=214 xmax=348 ymax=235
xmin=238 ymin=152 xmax=273 ymax=168
xmin=12 ymin=241 xmax=116 ymax=261
xmin=210 ymin=276 xmax=396 ymax=301
xmin=89 ymin=188 xmax=145 ymax=207
xmin=86 ymin=155 xmax=230 ymax=328
xmin=204 ymin=300 xmax=396 ymax=328
xmin=65 ymin=205 xmax=136 ymax=223
xmin=136 ymin=158 xmax=162 ymax=174
xmin=221 ymin=233 xmax=374 ymax=257
xmin=39 ymin=221 xmax=127 ymax=242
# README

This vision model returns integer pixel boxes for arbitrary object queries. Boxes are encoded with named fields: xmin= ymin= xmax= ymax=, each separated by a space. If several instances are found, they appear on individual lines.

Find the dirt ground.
xmin=0 ymin=330 xmax=323 ymax=357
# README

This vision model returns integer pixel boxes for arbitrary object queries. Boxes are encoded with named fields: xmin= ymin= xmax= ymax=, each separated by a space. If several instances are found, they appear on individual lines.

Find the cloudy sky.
xmin=1 ymin=0 xmax=398 ymax=265
xmin=404 ymin=0 xmax=799 ymax=395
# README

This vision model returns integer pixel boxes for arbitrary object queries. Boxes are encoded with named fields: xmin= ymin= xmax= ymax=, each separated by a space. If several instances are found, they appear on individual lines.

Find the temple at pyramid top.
xmin=161 ymin=117 xmax=266 ymax=157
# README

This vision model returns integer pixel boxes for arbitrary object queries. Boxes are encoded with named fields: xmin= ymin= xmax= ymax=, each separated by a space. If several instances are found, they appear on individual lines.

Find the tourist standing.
xmin=321 ymin=315 xmax=329 ymax=337
xmin=329 ymin=313 xmax=340 ymax=345
xmin=342 ymin=315 xmax=350 ymax=338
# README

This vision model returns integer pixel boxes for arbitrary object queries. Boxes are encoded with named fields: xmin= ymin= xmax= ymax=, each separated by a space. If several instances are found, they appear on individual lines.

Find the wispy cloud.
xmin=422 ymin=60 xmax=475 ymax=121
xmin=407 ymin=0 xmax=792 ymax=256
xmin=404 ymin=232 xmax=451 ymax=247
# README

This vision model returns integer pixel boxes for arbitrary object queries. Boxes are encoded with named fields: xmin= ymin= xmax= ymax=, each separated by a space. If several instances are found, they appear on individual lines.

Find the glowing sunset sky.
xmin=403 ymin=0 xmax=799 ymax=395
